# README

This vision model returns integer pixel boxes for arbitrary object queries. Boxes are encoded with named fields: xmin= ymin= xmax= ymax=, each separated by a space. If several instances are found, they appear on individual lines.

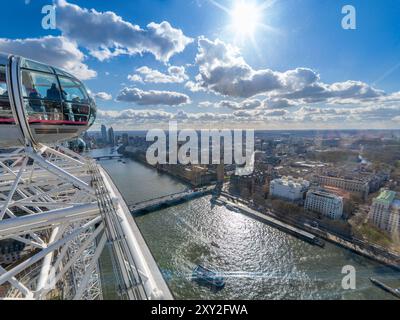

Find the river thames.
xmin=88 ymin=148 xmax=400 ymax=300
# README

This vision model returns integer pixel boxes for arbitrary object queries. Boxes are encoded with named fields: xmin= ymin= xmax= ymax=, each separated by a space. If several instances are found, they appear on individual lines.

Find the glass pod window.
xmin=58 ymin=77 xmax=88 ymax=103
xmin=21 ymin=69 xmax=63 ymax=121
xmin=59 ymin=76 xmax=90 ymax=123
xmin=20 ymin=59 xmax=53 ymax=74
xmin=88 ymin=98 xmax=97 ymax=126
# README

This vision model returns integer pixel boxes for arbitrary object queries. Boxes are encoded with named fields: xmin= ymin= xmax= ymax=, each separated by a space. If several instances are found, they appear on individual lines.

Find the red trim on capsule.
xmin=0 ymin=118 xmax=88 ymax=125
xmin=0 ymin=118 xmax=16 ymax=124
xmin=28 ymin=119 xmax=88 ymax=125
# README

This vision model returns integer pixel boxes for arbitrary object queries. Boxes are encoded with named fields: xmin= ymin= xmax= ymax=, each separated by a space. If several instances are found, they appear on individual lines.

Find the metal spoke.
xmin=0 ymin=145 xmax=172 ymax=300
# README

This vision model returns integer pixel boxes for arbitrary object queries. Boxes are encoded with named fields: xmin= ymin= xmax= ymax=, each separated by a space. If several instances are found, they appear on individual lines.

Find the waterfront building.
xmin=361 ymin=171 xmax=390 ymax=194
xmin=230 ymin=173 xmax=253 ymax=199
xmin=369 ymin=190 xmax=400 ymax=235
xmin=182 ymin=165 xmax=214 ymax=186
xmin=252 ymin=172 xmax=269 ymax=205
xmin=108 ymin=127 xmax=115 ymax=147
xmin=122 ymin=133 xmax=129 ymax=146
xmin=229 ymin=163 xmax=272 ymax=205
xmin=157 ymin=163 xmax=215 ymax=187
xmin=269 ymin=176 xmax=310 ymax=202
xmin=314 ymin=175 xmax=369 ymax=200
xmin=305 ymin=189 xmax=344 ymax=220
xmin=101 ymin=124 xmax=107 ymax=143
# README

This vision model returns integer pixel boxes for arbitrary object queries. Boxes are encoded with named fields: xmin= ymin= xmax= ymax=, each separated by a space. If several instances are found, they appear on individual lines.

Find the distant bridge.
xmin=93 ymin=155 xmax=123 ymax=160
xmin=129 ymin=187 xmax=215 ymax=214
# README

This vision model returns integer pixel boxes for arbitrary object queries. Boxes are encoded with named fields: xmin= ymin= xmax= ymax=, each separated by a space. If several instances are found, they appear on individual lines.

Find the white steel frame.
xmin=0 ymin=144 xmax=172 ymax=300
xmin=0 ymin=144 xmax=103 ymax=299
xmin=0 ymin=53 xmax=172 ymax=300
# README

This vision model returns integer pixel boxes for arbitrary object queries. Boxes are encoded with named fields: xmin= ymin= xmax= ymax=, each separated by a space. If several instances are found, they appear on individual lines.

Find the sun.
xmin=230 ymin=1 xmax=262 ymax=38
xmin=210 ymin=0 xmax=277 ymax=47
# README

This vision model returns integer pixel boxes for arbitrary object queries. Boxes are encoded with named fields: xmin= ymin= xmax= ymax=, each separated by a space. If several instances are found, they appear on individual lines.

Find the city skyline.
xmin=1 ymin=0 xmax=400 ymax=130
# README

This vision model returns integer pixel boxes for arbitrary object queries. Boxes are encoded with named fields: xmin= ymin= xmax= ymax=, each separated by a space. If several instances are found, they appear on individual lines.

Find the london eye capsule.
xmin=0 ymin=52 xmax=96 ymax=147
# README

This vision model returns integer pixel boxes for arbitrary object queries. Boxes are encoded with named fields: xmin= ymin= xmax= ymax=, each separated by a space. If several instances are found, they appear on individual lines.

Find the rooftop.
xmin=308 ymin=190 xmax=342 ymax=200
xmin=272 ymin=176 xmax=310 ymax=188
xmin=375 ymin=190 xmax=397 ymax=206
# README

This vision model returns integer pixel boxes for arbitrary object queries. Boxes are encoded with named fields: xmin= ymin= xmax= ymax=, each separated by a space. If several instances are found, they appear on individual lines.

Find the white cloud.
xmin=233 ymin=108 xmax=288 ymax=119
xmin=185 ymin=80 xmax=205 ymax=92
xmin=0 ymin=36 xmax=96 ymax=80
xmin=56 ymin=0 xmax=193 ymax=62
xmin=216 ymin=99 xmax=262 ymax=110
xmin=279 ymin=80 xmax=385 ymax=104
xmin=168 ymin=66 xmax=189 ymax=82
xmin=192 ymin=37 xmax=395 ymax=109
xmin=238 ymin=99 xmax=262 ymax=110
xmin=286 ymin=105 xmax=400 ymax=123
xmin=232 ymin=109 xmax=263 ymax=118
xmin=193 ymin=38 xmax=337 ymax=99
xmin=94 ymin=92 xmax=112 ymax=100
xmin=217 ymin=100 xmax=239 ymax=109
xmin=95 ymin=103 xmax=400 ymax=130
xmin=263 ymin=98 xmax=297 ymax=109
xmin=97 ymin=108 xmax=230 ymax=125
xmin=99 ymin=109 xmax=174 ymax=123
xmin=116 ymin=87 xmax=190 ymax=106
xmin=127 ymin=74 xmax=143 ymax=83
xmin=265 ymin=109 xmax=289 ymax=117
xmin=129 ymin=65 xmax=188 ymax=83
xmin=198 ymin=101 xmax=214 ymax=108
xmin=194 ymin=37 xmax=282 ymax=98
xmin=281 ymin=68 xmax=320 ymax=91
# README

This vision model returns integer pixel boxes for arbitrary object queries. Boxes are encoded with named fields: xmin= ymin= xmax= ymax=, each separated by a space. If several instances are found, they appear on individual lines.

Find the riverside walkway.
xmin=217 ymin=195 xmax=324 ymax=247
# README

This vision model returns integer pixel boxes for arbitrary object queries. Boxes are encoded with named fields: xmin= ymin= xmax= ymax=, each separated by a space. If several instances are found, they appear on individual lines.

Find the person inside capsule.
xmin=0 ymin=55 xmax=97 ymax=146
xmin=19 ymin=58 xmax=94 ymax=125
xmin=28 ymin=84 xmax=45 ymax=117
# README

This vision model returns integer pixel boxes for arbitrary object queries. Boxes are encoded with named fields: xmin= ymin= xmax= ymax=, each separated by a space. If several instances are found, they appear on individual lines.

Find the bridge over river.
xmin=93 ymin=155 xmax=124 ymax=161
xmin=129 ymin=186 xmax=215 ymax=215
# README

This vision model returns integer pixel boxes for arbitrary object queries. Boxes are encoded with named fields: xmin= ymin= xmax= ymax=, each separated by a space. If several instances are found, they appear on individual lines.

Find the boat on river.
xmin=211 ymin=241 xmax=220 ymax=248
xmin=192 ymin=265 xmax=225 ymax=289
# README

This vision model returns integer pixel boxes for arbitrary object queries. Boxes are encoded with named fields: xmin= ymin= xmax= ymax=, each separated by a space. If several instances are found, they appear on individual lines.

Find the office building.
xmin=122 ymin=133 xmax=129 ymax=146
xmin=305 ymin=189 xmax=344 ymax=220
xmin=108 ymin=127 xmax=115 ymax=146
xmin=101 ymin=124 xmax=107 ymax=143
xmin=369 ymin=190 xmax=400 ymax=235
xmin=269 ymin=176 xmax=310 ymax=202
xmin=314 ymin=175 xmax=369 ymax=199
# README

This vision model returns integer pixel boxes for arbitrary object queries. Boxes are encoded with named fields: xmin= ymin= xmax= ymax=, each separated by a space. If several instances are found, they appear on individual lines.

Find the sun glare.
xmin=230 ymin=1 xmax=262 ymax=38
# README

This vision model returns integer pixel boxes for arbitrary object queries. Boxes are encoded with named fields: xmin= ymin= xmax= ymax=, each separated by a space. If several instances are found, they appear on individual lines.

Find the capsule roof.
xmin=0 ymin=52 xmax=80 ymax=82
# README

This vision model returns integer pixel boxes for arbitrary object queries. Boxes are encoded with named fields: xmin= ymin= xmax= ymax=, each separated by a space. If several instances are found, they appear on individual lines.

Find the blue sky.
xmin=2 ymin=0 xmax=400 ymax=129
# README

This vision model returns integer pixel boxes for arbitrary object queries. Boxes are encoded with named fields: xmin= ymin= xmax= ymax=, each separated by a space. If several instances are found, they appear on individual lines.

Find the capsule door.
xmin=0 ymin=58 xmax=25 ymax=147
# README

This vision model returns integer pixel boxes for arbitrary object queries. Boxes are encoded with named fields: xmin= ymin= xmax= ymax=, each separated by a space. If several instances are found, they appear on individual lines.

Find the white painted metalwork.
xmin=0 ymin=144 xmax=172 ymax=300
xmin=0 ymin=51 xmax=171 ymax=300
